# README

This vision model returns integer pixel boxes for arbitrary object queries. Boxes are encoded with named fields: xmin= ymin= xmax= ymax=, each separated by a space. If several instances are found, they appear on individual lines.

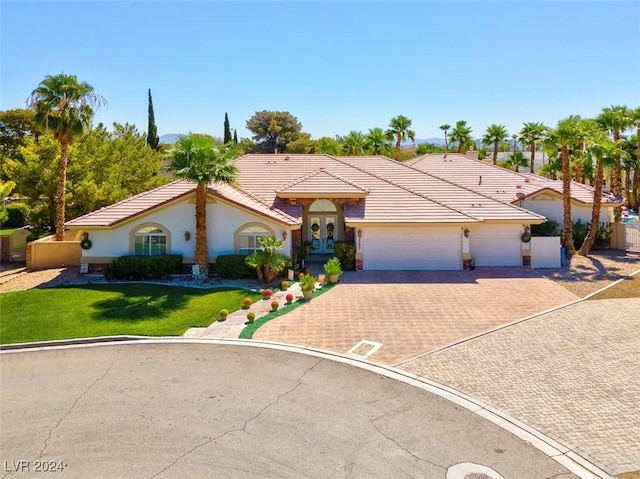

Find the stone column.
xmin=522 ymin=226 xmax=532 ymax=267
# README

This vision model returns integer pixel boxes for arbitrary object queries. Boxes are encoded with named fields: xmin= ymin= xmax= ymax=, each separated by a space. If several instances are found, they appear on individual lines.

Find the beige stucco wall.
xmin=76 ymin=196 xmax=292 ymax=264
xmin=26 ymin=231 xmax=83 ymax=269
xmin=522 ymin=197 xmax=611 ymax=226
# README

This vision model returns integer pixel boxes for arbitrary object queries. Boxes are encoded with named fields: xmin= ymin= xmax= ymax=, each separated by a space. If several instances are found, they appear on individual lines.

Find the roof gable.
xmin=276 ymin=168 xmax=369 ymax=198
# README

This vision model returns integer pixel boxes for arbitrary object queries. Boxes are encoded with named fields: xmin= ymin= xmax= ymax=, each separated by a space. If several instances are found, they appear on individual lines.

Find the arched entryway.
xmin=307 ymin=199 xmax=339 ymax=254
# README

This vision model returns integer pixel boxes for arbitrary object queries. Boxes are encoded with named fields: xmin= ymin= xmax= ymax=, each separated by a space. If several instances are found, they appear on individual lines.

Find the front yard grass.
xmin=0 ymin=228 xmax=17 ymax=236
xmin=0 ymin=284 xmax=263 ymax=344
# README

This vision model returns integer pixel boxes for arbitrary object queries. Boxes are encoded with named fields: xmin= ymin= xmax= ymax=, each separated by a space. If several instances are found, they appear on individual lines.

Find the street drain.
xmin=347 ymin=340 xmax=382 ymax=358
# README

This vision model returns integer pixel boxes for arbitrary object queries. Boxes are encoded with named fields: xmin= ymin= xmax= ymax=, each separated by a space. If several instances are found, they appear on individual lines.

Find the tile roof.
xmin=234 ymin=154 xmax=544 ymax=224
xmin=276 ymin=168 xmax=369 ymax=197
xmin=406 ymin=154 xmax=621 ymax=205
xmin=66 ymin=180 xmax=300 ymax=228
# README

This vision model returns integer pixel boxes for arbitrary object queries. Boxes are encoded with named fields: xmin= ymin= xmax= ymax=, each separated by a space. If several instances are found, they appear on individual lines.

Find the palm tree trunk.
xmin=195 ymin=183 xmax=209 ymax=275
xmin=394 ymin=135 xmax=401 ymax=161
xmin=55 ymin=140 xmax=69 ymax=241
xmin=530 ymin=141 xmax=535 ymax=173
xmin=577 ymin=159 xmax=603 ymax=256
xmin=561 ymin=145 xmax=575 ymax=255
xmin=633 ymin=129 xmax=640 ymax=210
xmin=444 ymin=132 xmax=448 ymax=156
xmin=612 ymin=132 xmax=623 ymax=222
xmin=624 ymin=164 xmax=632 ymax=207
xmin=492 ymin=142 xmax=498 ymax=165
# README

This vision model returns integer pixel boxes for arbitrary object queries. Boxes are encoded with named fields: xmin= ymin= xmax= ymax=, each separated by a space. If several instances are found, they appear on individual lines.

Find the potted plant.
xmin=219 ymin=309 xmax=229 ymax=321
xmin=299 ymin=273 xmax=316 ymax=301
xmin=246 ymin=311 xmax=256 ymax=324
xmin=285 ymin=293 xmax=294 ymax=304
xmin=323 ymin=257 xmax=343 ymax=283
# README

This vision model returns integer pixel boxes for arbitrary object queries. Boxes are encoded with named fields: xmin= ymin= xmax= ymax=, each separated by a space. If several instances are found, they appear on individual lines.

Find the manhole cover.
xmin=353 ymin=343 xmax=374 ymax=355
xmin=347 ymin=340 xmax=382 ymax=357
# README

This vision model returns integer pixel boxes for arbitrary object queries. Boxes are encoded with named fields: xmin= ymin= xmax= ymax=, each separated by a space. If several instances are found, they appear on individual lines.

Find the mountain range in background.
xmin=159 ymin=133 xmax=179 ymax=144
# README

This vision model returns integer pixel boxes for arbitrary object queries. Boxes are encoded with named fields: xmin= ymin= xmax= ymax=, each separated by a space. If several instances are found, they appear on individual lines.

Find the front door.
xmin=309 ymin=215 xmax=338 ymax=254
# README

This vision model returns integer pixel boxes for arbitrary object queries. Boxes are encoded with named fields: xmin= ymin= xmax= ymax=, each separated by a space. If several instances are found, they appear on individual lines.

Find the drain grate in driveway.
xmin=347 ymin=340 xmax=382 ymax=358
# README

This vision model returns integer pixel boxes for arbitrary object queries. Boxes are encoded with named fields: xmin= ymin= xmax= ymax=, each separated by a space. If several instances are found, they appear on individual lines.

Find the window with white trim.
xmin=238 ymin=225 xmax=271 ymax=254
xmin=134 ymin=226 xmax=167 ymax=256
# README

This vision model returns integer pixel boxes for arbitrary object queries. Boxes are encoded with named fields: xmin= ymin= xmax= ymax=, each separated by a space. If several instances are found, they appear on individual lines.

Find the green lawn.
xmin=0 ymin=228 xmax=17 ymax=236
xmin=0 ymin=284 xmax=263 ymax=344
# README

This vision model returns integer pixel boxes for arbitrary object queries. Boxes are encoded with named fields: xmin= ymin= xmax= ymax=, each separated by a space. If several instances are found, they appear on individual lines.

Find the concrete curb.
xmin=1 ymin=337 xmax=613 ymax=479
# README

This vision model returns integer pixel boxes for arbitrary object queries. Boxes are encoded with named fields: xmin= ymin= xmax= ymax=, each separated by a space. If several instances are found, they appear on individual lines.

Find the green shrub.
xmin=102 ymin=255 xmax=183 ymax=280
xmin=571 ymin=221 xmax=612 ymax=249
xmin=572 ymin=220 xmax=589 ymax=248
xmin=246 ymin=311 xmax=256 ymax=323
xmin=323 ymin=257 xmax=343 ymax=276
xmin=531 ymin=220 xmax=559 ymax=237
xmin=215 ymin=254 xmax=255 ymax=279
xmin=219 ymin=309 xmax=229 ymax=320
xmin=243 ymin=297 xmax=253 ymax=309
xmin=281 ymin=280 xmax=289 ymax=290
xmin=4 ymin=203 xmax=30 ymax=228
xmin=333 ymin=241 xmax=356 ymax=270
xmin=270 ymin=300 xmax=279 ymax=311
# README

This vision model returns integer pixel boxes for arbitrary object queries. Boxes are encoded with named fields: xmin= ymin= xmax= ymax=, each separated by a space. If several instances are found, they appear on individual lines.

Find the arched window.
xmin=236 ymin=224 xmax=274 ymax=254
xmin=133 ymin=225 xmax=168 ymax=256
xmin=309 ymin=199 xmax=337 ymax=212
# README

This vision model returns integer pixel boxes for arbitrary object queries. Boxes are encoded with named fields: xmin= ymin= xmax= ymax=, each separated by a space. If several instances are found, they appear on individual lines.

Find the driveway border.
xmin=1 ymin=337 xmax=612 ymax=479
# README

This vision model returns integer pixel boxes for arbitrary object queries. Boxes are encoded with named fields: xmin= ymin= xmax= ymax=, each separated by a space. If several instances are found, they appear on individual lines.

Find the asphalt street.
xmin=0 ymin=341 xmax=575 ymax=479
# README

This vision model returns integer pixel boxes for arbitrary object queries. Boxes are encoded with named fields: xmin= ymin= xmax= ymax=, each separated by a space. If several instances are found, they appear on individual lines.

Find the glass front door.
xmin=309 ymin=215 xmax=338 ymax=254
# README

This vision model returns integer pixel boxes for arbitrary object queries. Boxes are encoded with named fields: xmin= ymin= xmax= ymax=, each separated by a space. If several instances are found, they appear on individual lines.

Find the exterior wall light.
xmin=464 ymin=228 xmax=470 ymax=238
xmin=184 ymin=231 xmax=191 ymax=242
xmin=282 ymin=230 xmax=287 ymax=241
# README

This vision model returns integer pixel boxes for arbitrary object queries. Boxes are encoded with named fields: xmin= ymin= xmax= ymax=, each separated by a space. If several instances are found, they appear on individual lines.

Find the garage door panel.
xmin=363 ymin=227 xmax=461 ymax=270
xmin=470 ymin=226 xmax=521 ymax=266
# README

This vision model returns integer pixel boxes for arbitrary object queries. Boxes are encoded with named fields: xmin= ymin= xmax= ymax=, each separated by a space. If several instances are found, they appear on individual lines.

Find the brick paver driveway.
xmin=253 ymin=268 xmax=579 ymax=365
xmin=401 ymin=298 xmax=640 ymax=477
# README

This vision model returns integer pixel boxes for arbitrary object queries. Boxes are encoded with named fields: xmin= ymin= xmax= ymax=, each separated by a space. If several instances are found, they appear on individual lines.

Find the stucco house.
xmin=66 ymin=153 xmax=616 ymax=271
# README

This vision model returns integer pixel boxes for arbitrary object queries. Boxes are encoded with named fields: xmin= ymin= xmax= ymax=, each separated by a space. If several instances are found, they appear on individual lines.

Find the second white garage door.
xmin=469 ymin=225 xmax=522 ymax=267
xmin=363 ymin=226 xmax=461 ymax=270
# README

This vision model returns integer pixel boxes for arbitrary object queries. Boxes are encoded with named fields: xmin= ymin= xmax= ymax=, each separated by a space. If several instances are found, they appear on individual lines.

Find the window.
xmin=133 ymin=226 xmax=167 ymax=256
xmin=237 ymin=225 xmax=272 ymax=254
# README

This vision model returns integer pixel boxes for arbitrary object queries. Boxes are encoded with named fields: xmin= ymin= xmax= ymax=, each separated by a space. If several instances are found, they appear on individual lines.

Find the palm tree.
xmin=365 ymin=127 xmax=392 ymax=156
xmin=577 ymin=135 xmax=627 ymax=256
xmin=632 ymin=107 xmax=640 ymax=210
xmin=505 ymin=151 xmax=529 ymax=173
xmin=597 ymin=105 xmax=633 ymax=221
xmin=546 ymin=116 xmax=583 ymax=255
xmin=342 ymin=131 xmax=366 ymax=156
xmin=385 ymin=115 xmax=415 ymax=161
xmin=520 ymin=122 xmax=548 ymax=174
xmin=168 ymin=134 xmax=237 ymax=276
xmin=440 ymin=124 xmax=451 ymax=156
xmin=27 ymin=74 xmax=105 ymax=240
xmin=449 ymin=120 xmax=474 ymax=154
xmin=482 ymin=124 xmax=509 ymax=165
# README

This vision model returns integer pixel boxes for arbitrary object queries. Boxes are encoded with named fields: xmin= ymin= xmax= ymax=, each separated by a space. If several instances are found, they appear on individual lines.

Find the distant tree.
xmin=365 ymin=128 xmax=392 ymax=155
xmin=342 ymin=131 xmax=366 ymax=156
xmin=27 ymin=73 xmax=105 ymax=240
xmin=439 ymin=124 xmax=451 ymax=155
xmin=449 ymin=120 xmax=474 ymax=154
xmin=286 ymin=133 xmax=314 ymax=153
xmin=233 ymin=129 xmax=238 ymax=145
xmin=0 ymin=180 xmax=16 ymax=223
xmin=147 ymin=89 xmax=159 ymax=150
xmin=482 ymin=124 xmax=509 ymax=165
xmin=0 ymin=109 xmax=38 ymax=168
xmin=415 ymin=143 xmax=445 ymax=154
xmin=168 ymin=134 xmax=237 ymax=275
xmin=520 ymin=122 xmax=548 ymax=174
xmin=314 ymin=136 xmax=341 ymax=155
xmin=630 ymin=107 xmax=640 ymax=210
xmin=386 ymin=115 xmax=415 ymax=161
xmin=597 ymin=105 xmax=633 ymax=221
xmin=223 ymin=112 xmax=232 ymax=144
xmin=504 ymin=151 xmax=529 ymax=172
xmin=245 ymin=110 xmax=302 ymax=153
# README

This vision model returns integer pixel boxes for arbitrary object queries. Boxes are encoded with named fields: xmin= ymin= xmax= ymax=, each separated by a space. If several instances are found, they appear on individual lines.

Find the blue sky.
xmin=2 ymin=1 xmax=639 ymax=141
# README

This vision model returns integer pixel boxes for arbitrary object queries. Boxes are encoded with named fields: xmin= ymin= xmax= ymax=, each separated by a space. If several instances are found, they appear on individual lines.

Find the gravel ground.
xmin=1 ymin=250 xmax=639 ymax=296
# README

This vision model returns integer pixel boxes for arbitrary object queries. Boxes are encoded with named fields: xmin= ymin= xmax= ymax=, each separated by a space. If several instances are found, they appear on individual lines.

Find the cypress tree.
xmin=223 ymin=113 xmax=232 ymax=144
xmin=233 ymin=129 xmax=238 ymax=144
xmin=147 ymin=89 xmax=159 ymax=150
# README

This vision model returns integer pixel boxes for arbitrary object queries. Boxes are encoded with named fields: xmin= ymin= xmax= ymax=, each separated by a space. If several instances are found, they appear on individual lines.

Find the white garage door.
xmin=363 ymin=227 xmax=461 ymax=270
xmin=470 ymin=225 xmax=521 ymax=266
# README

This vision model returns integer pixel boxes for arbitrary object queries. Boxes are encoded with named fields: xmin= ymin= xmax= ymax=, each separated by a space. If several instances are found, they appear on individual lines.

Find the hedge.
xmin=3 ymin=203 xmax=30 ymax=228
xmin=103 ymin=255 xmax=183 ymax=280
xmin=214 ymin=254 xmax=256 ymax=279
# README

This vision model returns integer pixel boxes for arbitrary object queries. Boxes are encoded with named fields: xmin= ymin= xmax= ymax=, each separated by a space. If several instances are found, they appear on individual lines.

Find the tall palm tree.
xmin=342 ymin=131 xmax=366 ymax=156
xmin=546 ymin=116 xmax=583 ymax=255
xmin=449 ymin=120 xmax=474 ymax=154
xmin=597 ymin=105 xmax=633 ymax=221
xmin=632 ymin=107 xmax=640 ymax=210
xmin=365 ymin=127 xmax=392 ymax=156
xmin=482 ymin=124 xmax=509 ymax=165
xmin=520 ymin=122 xmax=548 ymax=174
xmin=577 ymin=134 xmax=627 ymax=256
xmin=385 ymin=115 xmax=415 ymax=161
xmin=505 ymin=151 xmax=529 ymax=173
xmin=27 ymin=74 xmax=105 ymax=240
xmin=168 ymin=134 xmax=237 ymax=275
xmin=440 ymin=124 xmax=451 ymax=156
